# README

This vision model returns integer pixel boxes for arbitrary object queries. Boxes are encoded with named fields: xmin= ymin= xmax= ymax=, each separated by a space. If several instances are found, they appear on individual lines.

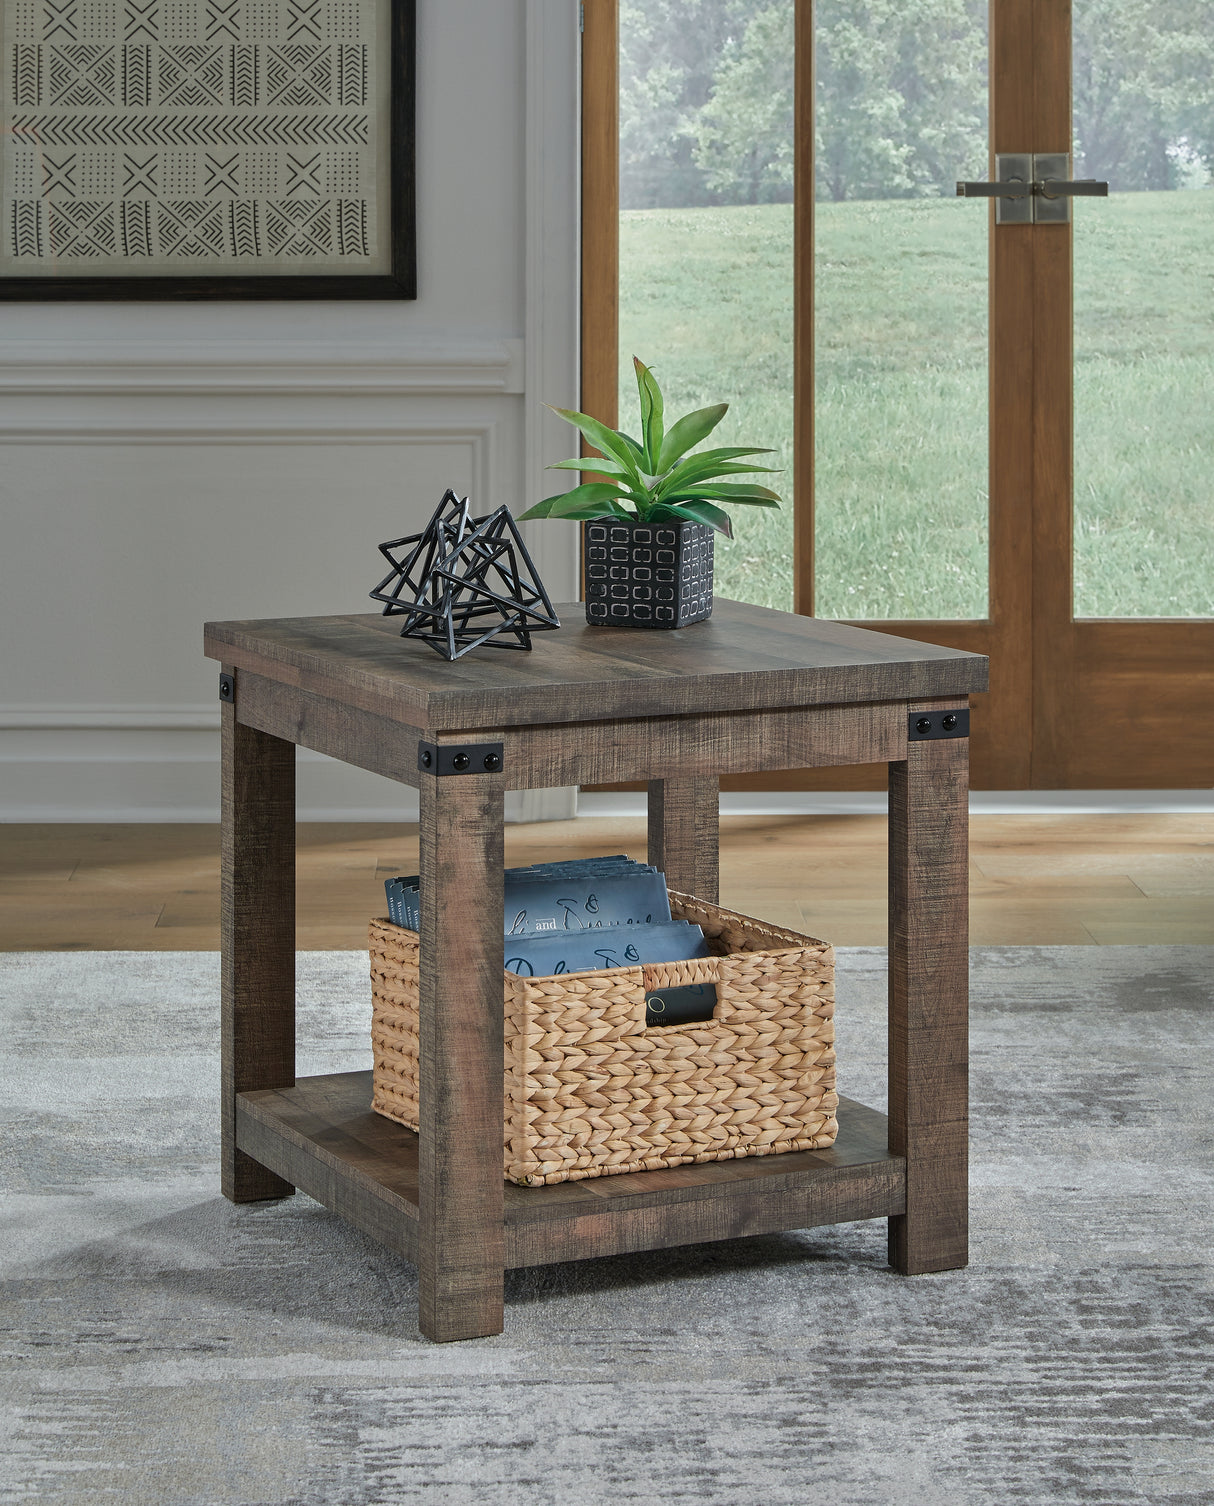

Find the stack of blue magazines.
xmin=383 ymin=854 xmax=712 ymax=979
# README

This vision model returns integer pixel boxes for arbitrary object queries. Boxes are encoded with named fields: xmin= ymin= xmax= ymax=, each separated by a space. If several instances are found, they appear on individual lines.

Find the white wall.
xmin=0 ymin=0 xmax=581 ymax=821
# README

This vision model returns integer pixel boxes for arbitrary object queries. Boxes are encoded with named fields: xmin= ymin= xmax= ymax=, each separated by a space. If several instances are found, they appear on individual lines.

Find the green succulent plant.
xmin=518 ymin=357 xmax=782 ymax=539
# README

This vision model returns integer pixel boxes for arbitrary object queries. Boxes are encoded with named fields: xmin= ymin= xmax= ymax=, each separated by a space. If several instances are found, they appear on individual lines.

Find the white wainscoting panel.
xmin=0 ymin=405 xmax=521 ymax=819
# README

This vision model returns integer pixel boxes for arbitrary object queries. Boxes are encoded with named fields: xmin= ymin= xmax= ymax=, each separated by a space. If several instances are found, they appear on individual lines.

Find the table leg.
xmin=417 ymin=770 xmax=506 ymax=1341
xmin=647 ymin=776 xmax=719 ymax=903
xmin=887 ymin=715 xmax=969 ymax=1273
xmin=221 ymin=687 xmax=296 ymax=1203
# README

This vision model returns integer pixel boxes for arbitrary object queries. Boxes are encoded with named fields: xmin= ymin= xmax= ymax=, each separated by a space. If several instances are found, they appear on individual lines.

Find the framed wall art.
xmin=0 ymin=0 xmax=414 ymax=297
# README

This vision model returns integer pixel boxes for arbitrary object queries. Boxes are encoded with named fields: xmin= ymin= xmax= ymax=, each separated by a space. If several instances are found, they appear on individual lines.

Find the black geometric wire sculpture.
xmin=370 ymin=490 xmax=561 ymax=660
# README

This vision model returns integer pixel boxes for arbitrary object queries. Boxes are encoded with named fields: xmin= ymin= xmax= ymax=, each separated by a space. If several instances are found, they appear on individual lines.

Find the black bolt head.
xmin=942 ymin=713 xmax=958 ymax=731
xmin=420 ymin=749 xmax=433 ymax=768
xmin=452 ymin=753 xmax=471 ymax=772
xmin=916 ymin=717 xmax=932 ymax=734
xmin=483 ymin=753 xmax=502 ymax=772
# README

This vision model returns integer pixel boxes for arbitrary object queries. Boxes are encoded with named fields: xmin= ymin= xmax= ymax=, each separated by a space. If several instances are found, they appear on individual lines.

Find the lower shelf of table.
xmin=236 ymin=1070 xmax=906 ymax=1270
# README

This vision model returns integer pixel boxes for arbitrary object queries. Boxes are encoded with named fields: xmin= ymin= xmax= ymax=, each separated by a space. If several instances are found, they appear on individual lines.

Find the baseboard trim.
xmin=579 ymin=791 xmax=1214 ymax=817
xmin=0 ymin=732 xmax=577 ymax=823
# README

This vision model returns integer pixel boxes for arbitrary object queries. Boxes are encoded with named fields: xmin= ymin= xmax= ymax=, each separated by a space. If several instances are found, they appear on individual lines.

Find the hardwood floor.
xmin=1 ymin=815 xmax=1211 ymax=949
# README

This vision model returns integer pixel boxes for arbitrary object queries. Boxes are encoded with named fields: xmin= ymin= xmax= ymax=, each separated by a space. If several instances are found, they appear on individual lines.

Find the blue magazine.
xmin=503 ymin=869 xmax=671 ymax=936
xmin=504 ymin=919 xmax=710 ymax=977
xmin=508 ymin=856 xmax=668 ymax=934
xmin=386 ymin=858 xmax=669 ymax=936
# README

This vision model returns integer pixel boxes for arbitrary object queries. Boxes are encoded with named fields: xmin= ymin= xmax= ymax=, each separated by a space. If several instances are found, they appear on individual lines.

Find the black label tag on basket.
xmin=645 ymin=982 xmax=718 ymax=1027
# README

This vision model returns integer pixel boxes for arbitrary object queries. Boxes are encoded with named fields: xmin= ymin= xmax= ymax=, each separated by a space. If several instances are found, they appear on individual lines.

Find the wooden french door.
xmin=581 ymin=0 xmax=1214 ymax=790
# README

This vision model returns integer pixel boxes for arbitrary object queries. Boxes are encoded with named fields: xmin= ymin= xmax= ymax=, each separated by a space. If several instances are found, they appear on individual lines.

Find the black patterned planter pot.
xmin=583 ymin=519 xmax=714 ymax=629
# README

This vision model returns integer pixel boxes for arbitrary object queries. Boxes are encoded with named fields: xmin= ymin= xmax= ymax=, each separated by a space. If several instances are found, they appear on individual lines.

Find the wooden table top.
xmin=205 ymin=599 xmax=988 ymax=731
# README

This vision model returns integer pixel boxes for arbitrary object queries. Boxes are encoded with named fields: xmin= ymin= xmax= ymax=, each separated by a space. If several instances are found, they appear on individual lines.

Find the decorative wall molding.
xmin=0 ymin=705 xmax=219 ymax=729
xmin=1 ymin=421 xmax=499 ymax=730
xmin=0 ymin=420 xmax=500 ymax=522
xmin=0 ymin=338 xmax=524 ymax=397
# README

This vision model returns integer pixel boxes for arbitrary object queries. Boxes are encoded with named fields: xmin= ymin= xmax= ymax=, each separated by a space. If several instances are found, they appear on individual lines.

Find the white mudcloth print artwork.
xmin=2 ymin=0 xmax=390 ymax=275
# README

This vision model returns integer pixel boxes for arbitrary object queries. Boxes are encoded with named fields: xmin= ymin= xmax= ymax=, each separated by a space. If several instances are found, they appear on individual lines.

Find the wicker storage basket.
xmin=369 ymin=890 xmax=837 ymax=1186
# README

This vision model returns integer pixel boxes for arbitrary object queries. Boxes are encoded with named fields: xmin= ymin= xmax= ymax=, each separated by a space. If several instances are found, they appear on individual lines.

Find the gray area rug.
xmin=1 ymin=947 xmax=1212 ymax=1506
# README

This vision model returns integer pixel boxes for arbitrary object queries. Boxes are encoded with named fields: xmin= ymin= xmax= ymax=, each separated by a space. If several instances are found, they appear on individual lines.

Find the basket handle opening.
xmin=644 ymin=981 xmax=719 ymax=1028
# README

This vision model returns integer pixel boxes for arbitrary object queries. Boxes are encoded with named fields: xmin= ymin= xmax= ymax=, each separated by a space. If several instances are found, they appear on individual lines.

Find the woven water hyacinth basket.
xmin=369 ymin=891 xmax=837 ymax=1186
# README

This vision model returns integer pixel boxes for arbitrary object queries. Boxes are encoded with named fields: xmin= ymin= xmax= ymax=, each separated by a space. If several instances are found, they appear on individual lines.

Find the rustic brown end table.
xmin=204 ymin=599 xmax=988 ymax=1343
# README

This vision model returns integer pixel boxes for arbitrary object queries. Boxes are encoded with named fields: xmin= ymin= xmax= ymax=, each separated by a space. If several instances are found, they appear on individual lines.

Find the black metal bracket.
xmin=908 ymin=708 xmax=969 ymax=741
xmin=219 ymin=673 xmax=235 ymax=704
xmin=417 ymin=740 xmax=504 ymax=776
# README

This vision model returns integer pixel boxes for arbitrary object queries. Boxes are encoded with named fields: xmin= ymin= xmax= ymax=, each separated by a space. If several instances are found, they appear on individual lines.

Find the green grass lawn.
xmin=618 ymin=191 xmax=1214 ymax=619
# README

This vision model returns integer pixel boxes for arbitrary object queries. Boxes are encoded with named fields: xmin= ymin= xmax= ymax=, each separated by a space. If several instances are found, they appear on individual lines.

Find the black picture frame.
xmin=0 ymin=0 xmax=415 ymax=300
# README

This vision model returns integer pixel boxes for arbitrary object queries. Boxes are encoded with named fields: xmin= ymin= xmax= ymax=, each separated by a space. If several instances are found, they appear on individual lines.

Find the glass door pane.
xmin=618 ymin=1 xmax=795 ymax=611
xmin=813 ymin=0 xmax=990 ymax=621
xmin=1072 ymin=1 xmax=1214 ymax=619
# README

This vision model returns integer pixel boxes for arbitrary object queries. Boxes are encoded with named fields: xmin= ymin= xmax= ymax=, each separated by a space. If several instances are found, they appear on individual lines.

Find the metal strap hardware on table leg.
xmin=417 ymin=739 xmax=504 ymax=775
xmin=908 ymin=708 xmax=970 ymax=741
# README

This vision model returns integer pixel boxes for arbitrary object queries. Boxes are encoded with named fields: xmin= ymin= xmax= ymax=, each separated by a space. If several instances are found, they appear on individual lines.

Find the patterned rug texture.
xmin=1 ymin=946 xmax=1211 ymax=1506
